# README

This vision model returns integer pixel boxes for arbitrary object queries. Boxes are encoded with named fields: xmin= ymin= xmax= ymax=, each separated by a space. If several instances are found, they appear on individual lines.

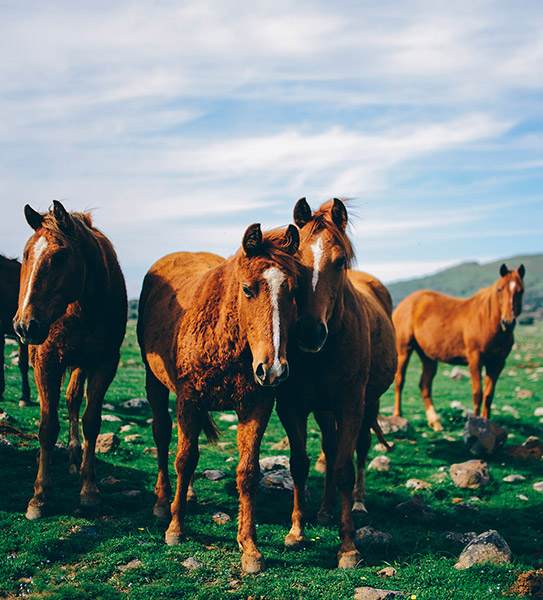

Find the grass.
xmin=0 ymin=321 xmax=542 ymax=599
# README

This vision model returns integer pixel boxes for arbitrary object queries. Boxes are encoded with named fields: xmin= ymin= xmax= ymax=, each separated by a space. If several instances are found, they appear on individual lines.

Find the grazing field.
xmin=0 ymin=321 xmax=542 ymax=600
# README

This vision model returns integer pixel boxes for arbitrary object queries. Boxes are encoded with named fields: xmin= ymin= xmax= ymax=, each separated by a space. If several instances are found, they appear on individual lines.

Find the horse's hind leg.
xmin=18 ymin=342 xmax=32 ymax=406
xmin=66 ymin=368 xmax=86 ymax=475
xmin=79 ymin=358 xmax=119 ymax=509
xmin=418 ymin=354 xmax=442 ymax=431
xmin=393 ymin=346 xmax=412 ymax=418
xmin=0 ymin=334 xmax=5 ymax=402
xmin=146 ymin=368 xmax=173 ymax=519
xmin=314 ymin=410 xmax=337 ymax=525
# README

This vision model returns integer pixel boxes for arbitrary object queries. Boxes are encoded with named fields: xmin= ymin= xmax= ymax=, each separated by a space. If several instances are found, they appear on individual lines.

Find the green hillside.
xmin=387 ymin=253 xmax=543 ymax=321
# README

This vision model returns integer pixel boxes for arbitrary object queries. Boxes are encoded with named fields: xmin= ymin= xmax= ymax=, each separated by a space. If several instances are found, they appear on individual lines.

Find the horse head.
xmin=292 ymin=197 xmax=354 ymax=352
xmin=14 ymin=201 xmax=88 ymax=345
xmin=496 ymin=263 xmax=525 ymax=332
xmin=236 ymin=223 xmax=300 ymax=387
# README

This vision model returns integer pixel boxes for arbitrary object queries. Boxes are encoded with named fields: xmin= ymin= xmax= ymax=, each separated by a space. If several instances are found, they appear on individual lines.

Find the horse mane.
xmin=305 ymin=199 xmax=355 ymax=268
xmin=41 ymin=210 xmax=95 ymax=249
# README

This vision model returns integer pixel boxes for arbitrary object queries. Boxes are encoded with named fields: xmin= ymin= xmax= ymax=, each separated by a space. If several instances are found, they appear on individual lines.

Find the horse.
xmin=0 ymin=255 xmax=31 ymax=406
xmin=392 ymin=264 xmax=525 ymax=431
xmin=275 ymin=198 xmax=397 ymax=569
xmin=137 ymin=223 xmax=300 ymax=574
xmin=13 ymin=200 xmax=127 ymax=519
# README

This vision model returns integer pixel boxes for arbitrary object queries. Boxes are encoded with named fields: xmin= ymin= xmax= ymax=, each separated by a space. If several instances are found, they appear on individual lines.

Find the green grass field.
xmin=0 ymin=321 xmax=542 ymax=599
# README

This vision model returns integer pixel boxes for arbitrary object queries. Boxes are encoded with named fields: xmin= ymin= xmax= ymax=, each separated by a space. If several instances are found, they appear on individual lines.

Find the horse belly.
xmin=414 ymin=321 xmax=466 ymax=364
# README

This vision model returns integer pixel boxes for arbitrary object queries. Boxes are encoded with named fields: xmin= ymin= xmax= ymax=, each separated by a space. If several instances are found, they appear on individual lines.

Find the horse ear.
xmin=518 ymin=264 xmax=525 ymax=279
xmin=24 ymin=205 xmax=44 ymax=231
xmin=282 ymin=224 xmax=300 ymax=256
xmin=52 ymin=200 xmax=73 ymax=232
xmin=293 ymin=197 xmax=312 ymax=228
xmin=499 ymin=263 xmax=509 ymax=277
xmin=242 ymin=223 xmax=263 ymax=257
xmin=331 ymin=198 xmax=348 ymax=231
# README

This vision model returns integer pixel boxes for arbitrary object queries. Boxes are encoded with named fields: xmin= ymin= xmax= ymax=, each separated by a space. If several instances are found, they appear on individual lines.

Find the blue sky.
xmin=1 ymin=0 xmax=541 ymax=298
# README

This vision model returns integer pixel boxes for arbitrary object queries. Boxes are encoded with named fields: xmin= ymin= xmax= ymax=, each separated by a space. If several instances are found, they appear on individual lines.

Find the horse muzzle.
xmin=13 ymin=316 xmax=50 ymax=345
xmin=295 ymin=318 xmax=328 ymax=353
xmin=501 ymin=317 xmax=516 ymax=332
xmin=254 ymin=360 xmax=289 ymax=387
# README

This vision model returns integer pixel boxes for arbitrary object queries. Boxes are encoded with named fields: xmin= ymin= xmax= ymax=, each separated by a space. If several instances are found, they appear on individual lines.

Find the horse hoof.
xmin=165 ymin=530 xmax=184 ymax=546
xmin=284 ymin=533 xmax=306 ymax=549
xmin=241 ymin=554 xmax=265 ymax=574
xmin=431 ymin=421 xmax=444 ymax=432
xmin=317 ymin=509 xmax=333 ymax=525
xmin=153 ymin=505 xmax=171 ymax=520
xmin=26 ymin=505 xmax=45 ymax=520
xmin=338 ymin=550 xmax=361 ymax=570
xmin=187 ymin=491 xmax=198 ymax=503
xmin=80 ymin=493 xmax=101 ymax=508
xmin=19 ymin=399 xmax=33 ymax=408
xmin=315 ymin=458 xmax=326 ymax=474
xmin=352 ymin=501 xmax=368 ymax=515
xmin=68 ymin=463 xmax=80 ymax=476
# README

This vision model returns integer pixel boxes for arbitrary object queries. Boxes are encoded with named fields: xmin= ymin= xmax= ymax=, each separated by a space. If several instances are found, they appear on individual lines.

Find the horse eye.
xmin=242 ymin=285 xmax=253 ymax=299
xmin=335 ymin=256 xmax=346 ymax=270
xmin=497 ymin=288 xmax=502 ymax=294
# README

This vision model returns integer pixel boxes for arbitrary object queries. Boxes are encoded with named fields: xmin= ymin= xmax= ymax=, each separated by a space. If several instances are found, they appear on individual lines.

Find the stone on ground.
xmin=454 ymin=530 xmax=512 ymax=570
xmin=449 ymin=459 xmax=490 ymax=489
xmin=462 ymin=416 xmax=507 ymax=456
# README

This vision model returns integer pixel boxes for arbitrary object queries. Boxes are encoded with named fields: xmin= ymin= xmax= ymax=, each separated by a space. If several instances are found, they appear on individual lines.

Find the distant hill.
xmin=386 ymin=253 xmax=543 ymax=321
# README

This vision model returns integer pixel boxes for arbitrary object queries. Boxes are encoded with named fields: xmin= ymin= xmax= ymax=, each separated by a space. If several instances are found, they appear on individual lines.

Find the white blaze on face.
xmin=311 ymin=236 xmax=324 ymax=292
xmin=21 ymin=236 xmax=48 ymax=313
xmin=263 ymin=267 xmax=286 ymax=371
xmin=509 ymin=281 xmax=516 ymax=292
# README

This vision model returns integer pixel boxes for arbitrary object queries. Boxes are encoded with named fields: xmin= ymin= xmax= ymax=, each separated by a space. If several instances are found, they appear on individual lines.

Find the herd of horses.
xmin=1 ymin=199 xmax=526 ymax=573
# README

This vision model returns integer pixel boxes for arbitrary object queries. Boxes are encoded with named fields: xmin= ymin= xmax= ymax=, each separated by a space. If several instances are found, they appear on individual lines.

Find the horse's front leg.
xmin=467 ymin=352 xmax=483 ymax=417
xmin=482 ymin=358 xmax=506 ymax=420
xmin=26 ymin=351 xmax=63 ymax=519
xmin=334 ymin=400 xmax=364 ymax=569
xmin=66 ymin=368 xmax=86 ymax=475
xmin=79 ymin=358 xmax=118 ymax=508
xmin=236 ymin=398 xmax=274 ymax=574
xmin=313 ymin=410 xmax=337 ymax=525
xmin=18 ymin=342 xmax=32 ymax=406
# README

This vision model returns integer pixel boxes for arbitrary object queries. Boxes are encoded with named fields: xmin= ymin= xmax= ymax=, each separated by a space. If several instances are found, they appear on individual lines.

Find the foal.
xmin=138 ymin=224 xmax=300 ymax=574
xmin=14 ymin=201 xmax=127 ymax=518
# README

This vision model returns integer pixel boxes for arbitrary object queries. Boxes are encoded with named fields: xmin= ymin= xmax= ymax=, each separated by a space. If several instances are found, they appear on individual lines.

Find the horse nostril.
xmin=317 ymin=322 xmax=328 ymax=346
xmin=27 ymin=319 xmax=41 ymax=339
xmin=255 ymin=363 xmax=266 ymax=383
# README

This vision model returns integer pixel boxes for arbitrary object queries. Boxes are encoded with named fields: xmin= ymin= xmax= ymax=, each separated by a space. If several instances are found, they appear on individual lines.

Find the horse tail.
xmin=202 ymin=412 xmax=220 ymax=444
xmin=372 ymin=419 xmax=391 ymax=451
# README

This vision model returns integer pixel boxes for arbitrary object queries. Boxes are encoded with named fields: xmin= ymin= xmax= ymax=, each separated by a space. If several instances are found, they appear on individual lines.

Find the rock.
xmin=368 ymin=455 xmax=391 ymax=472
xmin=450 ymin=366 xmax=469 ymax=380
xmin=260 ymin=469 xmax=295 ymax=494
xmin=354 ymin=586 xmax=405 ymax=600
xmin=122 ymin=398 xmax=149 ymax=409
xmin=377 ymin=416 xmax=410 ymax=435
xmin=102 ymin=403 xmax=115 ymax=411
xmin=395 ymin=494 xmax=436 ymax=521
xmin=144 ymin=446 xmax=158 ymax=457
xmin=119 ymin=424 xmax=132 ymax=433
xmin=100 ymin=475 xmax=121 ymax=486
xmin=201 ymin=469 xmax=227 ymax=481
xmin=518 ymin=494 xmax=529 ymax=501
xmin=355 ymin=526 xmax=393 ymax=545
xmin=405 ymin=479 xmax=431 ymax=491
xmin=228 ymin=424 xmax=237 ymax=431
xmin=270 ymin=437 xmax=290 ymax=451
xmin=182 ymin=557 xmax=204 ymax=569
xmin=118 ymin=559 xmax=142 ymax=572
xmin=259 ymin=455 xmax=290 ymax=472
xmin=218 ymin=413 xmax=237 ymax=422
xmin=517 ymin=389 xmax=534 ymax=399
xmin=505 ymin=436 xmax=543 ymax=460
xmin=212 ymin=511 xmax=232 ymax=525
xmin=374 ymin=442 xmax=393 ymax=453
xmin=124 ymin=434 xmax=143 ymax=443
xmin=462 ymin=416 xmax=508 ymax=456
xmin=96 ymin=432 xmax=120 ymax=454
xmin=533 ymin=482 xmax=543 ymax=492
xmin=101 ymin=414 xmax=122 ymax=422
xmin=534 ymin=407 xmax=543 ymax=417
xmin=121 ymin=490 xmax=142 ymax=497
xmin=442 ymin=531 xmax=477 ymax=545
xmin=454 ymin=530 xmax=512 ymax=570
xmin=377 ymin=567 xmax=397 ymax=578
xmin=503 ymin=474 xmax=526 ymax=483
xmin=450 ymin=459 xmax=490 ymax=489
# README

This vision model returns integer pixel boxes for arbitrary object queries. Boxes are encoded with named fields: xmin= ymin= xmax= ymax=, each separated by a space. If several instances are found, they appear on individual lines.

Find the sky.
xmin=1 ymin=0 xmax=541 ymax=298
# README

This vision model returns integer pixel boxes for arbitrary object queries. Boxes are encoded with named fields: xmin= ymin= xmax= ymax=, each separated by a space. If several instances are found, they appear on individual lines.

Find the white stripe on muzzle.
xmin=263 ymin=267 xmax=286 ymax=372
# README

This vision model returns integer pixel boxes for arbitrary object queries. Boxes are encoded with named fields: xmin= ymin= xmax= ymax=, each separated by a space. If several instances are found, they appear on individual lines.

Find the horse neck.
xmin=473 ymin=285 xmax=502 ymax=335
xmin=73 ymin=229 xmax=111 ymax=312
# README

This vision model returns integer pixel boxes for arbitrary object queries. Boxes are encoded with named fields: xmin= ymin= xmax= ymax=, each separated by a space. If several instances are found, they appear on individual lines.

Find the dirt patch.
xmin=509 ymin=570 xmax=543 ymax=598
xmin=0 ymin=421 xmax=37 ymax=441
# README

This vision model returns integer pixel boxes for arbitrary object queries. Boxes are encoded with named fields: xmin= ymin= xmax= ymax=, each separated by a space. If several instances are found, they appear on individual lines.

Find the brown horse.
xmin=13 ymin=201 xmax=127 ymax=519
xmin=275 ymin=198 xmax=397 ymax=569
xmin=0 ymin=255 xmax=30 ymax=406
xmin=137 ymin=223 xmax=300 ymax=574
xmin=393 ymin=264 xmax=525 ymax=431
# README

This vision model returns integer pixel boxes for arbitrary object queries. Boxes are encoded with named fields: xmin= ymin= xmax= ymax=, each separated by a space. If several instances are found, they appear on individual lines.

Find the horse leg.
xmin=65 ymin=368 xmax=86 ymax=475
xmin=393 ymin=347 xmax=412 ymax=417
xmin=236 ymin=399 xmax=274 ymax=573
xmin=334 ymin=402 xmax=364 ymax=569
xmin=314 ymin=410 xmax=337 ymax=525
xmin=418 ymin=355 xmax=441 ymax=431
xmin=0 ymin=334 xmax=4 ymax=401
xmin=482 ymin=359 xmax=505 ymax=420
xmin=467 ymin=353 xmax=483 ymax=417
xmin=79 ymin=359 xmax=118 ymax=509
xmin=26 ymin=354 xmax=63 ymax=520
xmin=165 ymin=401 xmax=203 ymax=546
xmin=353 ymin=390 xmax=379 ymax=515
xmin=145 ymin=367 xmax=172 ymax=519
xmin=18 ymin=342 xmax=32 ymax=406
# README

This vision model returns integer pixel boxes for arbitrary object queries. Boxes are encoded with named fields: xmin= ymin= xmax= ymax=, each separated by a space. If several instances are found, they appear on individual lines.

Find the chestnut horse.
xmin=275 ymin=198 xmax=397 ymax=569
xmin=0 ymin=255 xmax=30 ymax=406
xmin=13 ymin=201 xmax=127 ymax=519
xmin=393 ymin=264 xmax=525 ymax=431
xmin=137 ymin=224 xmax=300 ymax=574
